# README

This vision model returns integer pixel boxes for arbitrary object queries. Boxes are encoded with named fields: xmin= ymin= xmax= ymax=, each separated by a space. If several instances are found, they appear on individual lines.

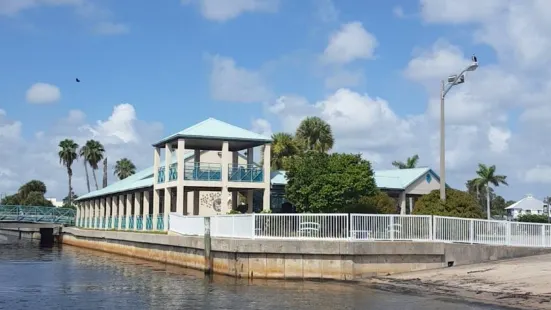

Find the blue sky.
xmin=1 ymin=0 xmax=551 ymax=201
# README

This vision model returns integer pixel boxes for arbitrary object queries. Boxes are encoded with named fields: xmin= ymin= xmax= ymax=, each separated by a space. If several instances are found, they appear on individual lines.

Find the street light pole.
xmin=440 ymin=80 xmax=446 ymax=201
xmin=439 ymin=57 xmax=479 ymax=202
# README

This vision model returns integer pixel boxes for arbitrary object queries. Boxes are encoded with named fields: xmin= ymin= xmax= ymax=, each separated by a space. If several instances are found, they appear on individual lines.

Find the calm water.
xmin=0 ymin=235 xmax=508 ymax=310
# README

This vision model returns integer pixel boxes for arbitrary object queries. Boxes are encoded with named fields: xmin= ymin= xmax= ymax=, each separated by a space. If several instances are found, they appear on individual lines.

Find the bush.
xmin=345 ymin=192 xmax=397 ymax=214
xmin=517 ymin=214 xmax=549 ymax=223
xmin=413 ymin=188 xmax=484 ymax=218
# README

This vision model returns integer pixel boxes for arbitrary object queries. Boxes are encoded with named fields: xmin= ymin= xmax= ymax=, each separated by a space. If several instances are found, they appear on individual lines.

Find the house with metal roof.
xmin=74 ymin=118 xmax=443 ymax=231
xmin=505 ymin=194 xmax=547 ymax=220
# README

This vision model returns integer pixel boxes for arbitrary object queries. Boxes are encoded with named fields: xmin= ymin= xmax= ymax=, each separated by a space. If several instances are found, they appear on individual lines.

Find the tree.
xmin=271 ymin=132 xmax=300 ymax=170
xmin=518 ymin=214 xmax=549 ymax=223
xmin=392 ymin=154 xmax=419 ymax=169
xmin=295 ymin=116 xmax=334 ymax=153
xmin=80 ymin=139 xmax=105 ymax=191
xmin=471 ymin=164 xmax=508 ymax=220
xmin=0 ymin=180 xmax=54 ymax=207
xmin=413 ymin=188 xmax=484 ymax=219
xmin=102 ymin=158 xmax=108 ymax=188
xmin=114 ymin=158 xmax=136 ymax=180
xmin=58 ymin=139 xmax=79 ymax=207
xmin=285 ymin=152 xmax=378 ymax=213
xmin=346 ymin=192 xmax=397 ymax=214
xmin=63 ymin=191 xmax=79 ymax=208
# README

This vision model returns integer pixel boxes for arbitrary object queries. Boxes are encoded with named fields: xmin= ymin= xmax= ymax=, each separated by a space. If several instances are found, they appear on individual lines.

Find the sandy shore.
xmin=365 ymin=254 xmax=551 ymax=309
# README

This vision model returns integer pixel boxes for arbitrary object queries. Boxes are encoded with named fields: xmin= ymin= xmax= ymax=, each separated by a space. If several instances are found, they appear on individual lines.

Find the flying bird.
xmin=472 ymin=54 xmax=477 ymax=63
xmin=75 ymin=78 xmax=80 ymax=83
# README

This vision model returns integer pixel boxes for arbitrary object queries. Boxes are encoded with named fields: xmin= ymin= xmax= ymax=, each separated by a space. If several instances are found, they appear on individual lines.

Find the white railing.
xmin=168 ymin=213 xmax=551 ymax=248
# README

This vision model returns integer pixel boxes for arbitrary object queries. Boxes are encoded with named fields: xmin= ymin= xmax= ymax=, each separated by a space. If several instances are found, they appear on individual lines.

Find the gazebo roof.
xmin=153 ymin=118 xmax=271 ymax=149
xmin=505 ymin=194 xmax=545 ymax=210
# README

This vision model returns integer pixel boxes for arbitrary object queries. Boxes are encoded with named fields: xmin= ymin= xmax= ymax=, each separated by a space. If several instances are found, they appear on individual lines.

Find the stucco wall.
xmin=61 ymin=228 xmax=551 ymax=280
xmin=406 ymin=171 xmax=441 ymax=195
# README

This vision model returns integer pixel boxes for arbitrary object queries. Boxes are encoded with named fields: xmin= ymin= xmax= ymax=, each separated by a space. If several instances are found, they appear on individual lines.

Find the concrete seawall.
xmin=62 ymin=228 xmax=551 ymax=280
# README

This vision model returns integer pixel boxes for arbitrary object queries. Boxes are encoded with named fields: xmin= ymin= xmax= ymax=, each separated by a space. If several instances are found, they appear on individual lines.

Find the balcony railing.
xmin=184 ymin=162 xmax=222 ymax=181
xmin=168 ymin=163 xmax=178 ymax=181
xmin=228 ymin=164 xmax=263 ymax=182
xmin=157 ymin=167 xmax=165 ymax=183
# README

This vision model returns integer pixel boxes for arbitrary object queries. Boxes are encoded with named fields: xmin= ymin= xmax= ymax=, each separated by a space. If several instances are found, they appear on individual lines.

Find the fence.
xmin=0 ymin=205 xmax=75 ymax=225
xmin=168 ymin=213 xmax=551 ymax=248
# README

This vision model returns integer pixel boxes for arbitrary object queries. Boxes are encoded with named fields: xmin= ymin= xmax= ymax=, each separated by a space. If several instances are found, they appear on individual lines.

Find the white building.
xmin=47 ymin=198 xmax=64 ymax=207
xmin=505 ymin=194 xmax=547 ymax=220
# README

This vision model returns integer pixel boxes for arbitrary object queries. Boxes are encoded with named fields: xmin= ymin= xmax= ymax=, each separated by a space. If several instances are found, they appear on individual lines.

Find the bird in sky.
xmin=76 ymin=78 xmax=80 ymax=83
xmin=472 ymin=54 xmax=477 ymax=63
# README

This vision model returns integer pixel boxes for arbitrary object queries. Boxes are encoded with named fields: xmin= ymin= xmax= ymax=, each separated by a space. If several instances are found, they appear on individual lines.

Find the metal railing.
xmin=168 ymin=163 xmax=178 ymax=181
xmin=183 ymin=162 xmax=222 ymax=181
xmin=166 ymin=213 xmax=551 ymax=248
xmin=0 ymin=205 xmax=75 ymax=225
xmin=157 ymin=167 xmax=165 ymax=183
xmin=228 ymin=164 xmax=264 ymax=182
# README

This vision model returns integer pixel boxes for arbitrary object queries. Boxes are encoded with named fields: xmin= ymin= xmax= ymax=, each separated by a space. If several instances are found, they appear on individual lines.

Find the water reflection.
xmin=0 ymin=235 xmax=506 ymax=310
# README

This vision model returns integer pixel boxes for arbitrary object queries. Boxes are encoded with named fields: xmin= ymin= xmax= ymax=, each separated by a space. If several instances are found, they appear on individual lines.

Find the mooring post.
xmin=204 ymin=216 xmax=213 ymax=275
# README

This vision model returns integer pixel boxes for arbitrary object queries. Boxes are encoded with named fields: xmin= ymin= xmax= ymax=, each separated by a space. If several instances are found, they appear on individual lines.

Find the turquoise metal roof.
xmin=154 ymin=118 xmax=272 ymax=147
xmin=77 ymin=166 xmax=441 ymax=201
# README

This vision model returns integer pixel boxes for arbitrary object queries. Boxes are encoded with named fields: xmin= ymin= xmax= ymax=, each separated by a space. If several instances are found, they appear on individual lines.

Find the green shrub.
xmin=345 ymin=192 xmax=397 ymax=214
xmin=517 ymin=214 xmax=549 ymax=223
xmin=413 ymin=188 xmax=484 ymax=218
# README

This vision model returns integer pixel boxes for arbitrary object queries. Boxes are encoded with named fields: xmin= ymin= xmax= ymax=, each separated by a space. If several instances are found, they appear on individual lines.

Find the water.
xmin=0 ymin=235 xmax=507 ymax=310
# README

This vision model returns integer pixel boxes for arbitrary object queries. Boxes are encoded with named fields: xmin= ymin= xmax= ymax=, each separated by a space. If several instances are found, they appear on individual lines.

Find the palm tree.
xmin=80 ymin=140 xmax=105 ymax=190
xmin=392 ymin=154 xmax=420 ymax=169
xmin=114 ymin=158 xmax=136 ymax=180
xmin=79 ymin=146 xmax=91 ymax=193
xmin=295 ymin=116 xmax=334 ymax=153
xmin=58 ymin=139 xmax=79 ymax=207
xmin=271 ymin=132 xmax=300 ymax=170
xmin=471 ymin=164 xmax=508 ymax=220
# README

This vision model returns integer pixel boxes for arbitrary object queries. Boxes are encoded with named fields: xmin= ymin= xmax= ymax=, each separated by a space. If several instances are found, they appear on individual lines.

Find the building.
xmin=47 ymin=198 xmax=64 ymax=207
xmin=75 ymin=118 xmax=443 ymax=229
xmin=506 ymin=194 xmax=547 ymax=220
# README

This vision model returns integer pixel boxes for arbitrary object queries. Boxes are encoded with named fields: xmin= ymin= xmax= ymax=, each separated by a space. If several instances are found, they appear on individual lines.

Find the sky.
xmin=1 ymin=0 xmax=551 ymax=202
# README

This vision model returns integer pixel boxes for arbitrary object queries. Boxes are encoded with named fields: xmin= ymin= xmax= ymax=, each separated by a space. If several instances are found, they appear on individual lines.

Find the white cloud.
xmin=524 ymin=166 xmax=551 ymax=184
xmin=322 ymin=22 xmax=378 ymax=64
xmin=209 ymin=55 xmax=272 ymax=103
xmin=488 ymin=126 xmax=511 ymax=153
xmin=94 ymin=22 xmax=129 ymax=35
xmin=26 ymin=83 xmax=61 ymax=104
xmin=316 ymin=0 xmax=338 ymax=23
xmin=182 ymin=0 xmax=278 ymax=21
xmin=251 ymin=118 xmax=272 ymax=137
xmin=0 ymin=104 xmax=163 ymax=199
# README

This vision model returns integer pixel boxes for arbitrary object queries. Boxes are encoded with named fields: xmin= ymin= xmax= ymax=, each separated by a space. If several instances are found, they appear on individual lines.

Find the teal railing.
xmin=145 ymin=214 xmax=153 ymax=230
xmin=156 ymin=214 xmax=164 ymax=230
xmin=157 ymin=167 xmax=165 ymax=183
xmin=228 ymin=164 xmax=263 ymax=182
xmin=184 ymin=162 xmax=222 ymax=181
xmin=136 ymin=215 xmax=143 ymax=230
xmin=78 ymin=214 xmax=165 ymax=231
xmin=168 ymin=163 xmax=178 ymax=181
xmin=128 ymin=216 xmax=135 ymax=230
xmin=0 ymin=205 xmax=75 ymax=225
xmin=120 ymin=216 xmax=126 ymax=230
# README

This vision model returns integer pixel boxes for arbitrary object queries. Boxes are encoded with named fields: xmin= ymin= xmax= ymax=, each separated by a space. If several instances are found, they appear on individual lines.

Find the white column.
xmin=262 ymin=143 xmax=271 ymax=211
xmin=220 ymin=141 xmax=230 ymax=214
xmin=143 ymin=191 xmax=150 ymax=231
xmin=176 ymin=139 xmax=186 ymax=215
xmin=153 ymin=189 xmax=160 ymax=229
xmin=409 ymin=196 xmax=414 ymax=214
xmin=165 ymin=143 xmax=173 ymax=178
xmin=126 ymin=194 xmax=132 ymax=230
xmin=93 ymin=199 xmax=99 ymax=229
xmin=247 ymin=148 xmax=254 ymax=213
xmin=193 ymin=149 xmax=200 ymax=214
xmin=232 ymin=151 xmax=238 ymax=210
xmin=399 ymin=192 xmax=406 ymax=215
xmin=105 ymin=197 xmax=111 ymax=230
xmin=118 ymin=195 xmax=125 ymax=230
xmin=100 ymin=198 xmax=105 ymax=229
xmin=134 ymin=192 xmax=141 ymax=230
xmin=163 ymin=188 xmax=170 ymax=231
xmin=75 ymin=203 xmax=81 ymax=227
xmin=153 ymin=147 xmax=161 ymax=185
xmin=111 ymin=196 xmax=118 ymax=229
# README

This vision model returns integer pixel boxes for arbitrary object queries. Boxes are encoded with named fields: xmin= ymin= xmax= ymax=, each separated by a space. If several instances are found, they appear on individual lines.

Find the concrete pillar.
xmin=143 ymin=191 xmax=150 ymax=231
xmin=399 ymin=191 xmax=406 ymax=215
xmin=134 ymin=192 xmax=141 ymax=230
xmin=75 ymin=203 xmax=80 ymax=226
xmin=153 ymin=147 xmax=161 ymax=184
xmin=247 ymin=190 xmax=254 ymax=213
xmin=263 ymin=143 xmax=271 ymax=211
xmin=176 ymin=139 xmax=186 ymax=215
xmin=93 ymin=199 xmax=98 ymax=229
xmin=118 ymin=195 xmax=125 ymax=230
xmin=126 ymin=193 xmax=132 ymax=230
xmin=153 ymin=189 xmax=160 ymax=229
xmin=105 ymin=197 xmax=111 ymax=230
xmin=232 ymin=151 xmax=238 ymax=210
xmin=409 ymin=196 xmax=414 ymax=214
xmin=163 ymin=188 xmax=170 ymax=231
xmin=193 ymin=149 xmax=200 ymax=214
xmin=111 ymin=196 xmax=118 ymax=229
xmin=220 ymin=141 xmax=230 ymax=214
xmin=100 ymin=198 xmax=105 ymax=229
xmin=165 ymin=143 xmax=173 ymax=177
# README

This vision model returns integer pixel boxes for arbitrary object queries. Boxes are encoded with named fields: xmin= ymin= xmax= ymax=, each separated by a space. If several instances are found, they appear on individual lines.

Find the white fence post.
xmin=429 ymin=215 xmax=434 ymax=241
xmin=390 ymin=215 xmax=395 ymax=241
xmin=469 ymin=219 xmax=474 ymax=244
xmin=506 ymin=222 xmax=511 ymax=246
xmin=348 ymin=214 xmax=353 ymax=241
xmin=542 ymin=225 xmax=546 ymax=248
xmin=251 ymin=213 xmax=256 ymax=240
